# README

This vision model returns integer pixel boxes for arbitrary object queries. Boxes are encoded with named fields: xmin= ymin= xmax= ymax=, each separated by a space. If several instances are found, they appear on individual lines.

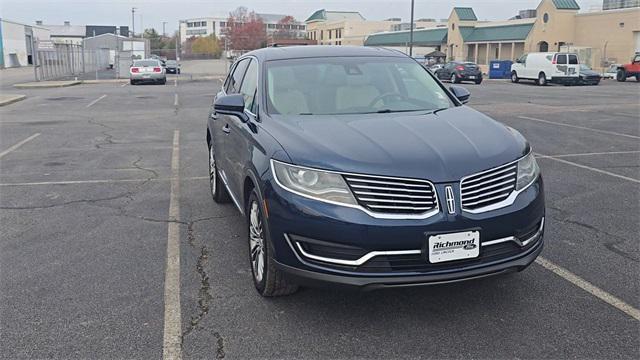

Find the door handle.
xmin=222 ymin=124 xmax=230 ymax=134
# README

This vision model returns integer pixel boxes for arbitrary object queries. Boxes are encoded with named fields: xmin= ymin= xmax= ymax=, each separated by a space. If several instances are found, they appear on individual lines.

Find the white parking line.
xmin=163 ymin=130 xmax=182 ymax=360
xmin=174 ymin=78 xmax=177 ymax=87
xmin=538 ymin=150 xmax=640 ymax=158
xmin=121 ymin=83 xmax=127 ymax=87
xmin=0 ymin=176 xmax=208 ymax=187
xmin=174 ymin=93 xmax=179 ymax=107
xmin=535 ymin=257 xmax=640 ymax=321
xmin=536 ymin=153 xmax=640 ymax=183
xmin=0 ymin=133 xmax=40 ymax=159
xmin=86 ymin=94 xmax=108 ymax=108
xmin=518 ymin=115 xmax=640 ymax=140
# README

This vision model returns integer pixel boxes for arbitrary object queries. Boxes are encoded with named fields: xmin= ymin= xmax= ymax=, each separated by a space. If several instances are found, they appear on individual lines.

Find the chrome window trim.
xmin=459 ymin=151 xmax=538 ymax=214
xmin=286 ymin=220 xmax=543 ymax=267
xmin=270 ymin=159 xmax=440 ymax=220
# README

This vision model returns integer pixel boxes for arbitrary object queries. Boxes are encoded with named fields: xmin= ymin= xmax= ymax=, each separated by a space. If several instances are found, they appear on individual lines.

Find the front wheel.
xmin=208 ymin=145 xmax=230 ymax=203
xmin=475 ymin=78 xmax=483 ymax=85
xmin=247 ymin=190 xmax=298 ymax=297
xmin=511 ymin=71 xmax=519 ymax=83
xmin=616 ymin=69 xmax=627 ymax=82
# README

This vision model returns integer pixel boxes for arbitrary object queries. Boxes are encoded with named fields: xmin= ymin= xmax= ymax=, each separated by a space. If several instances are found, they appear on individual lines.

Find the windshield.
xmin=166 ymin=60 xmax=177 ymax=65
xmin=134 ymin=60 xmax=159 ymax=67
xmin=265 ymin=56 xmax=455 ymax=115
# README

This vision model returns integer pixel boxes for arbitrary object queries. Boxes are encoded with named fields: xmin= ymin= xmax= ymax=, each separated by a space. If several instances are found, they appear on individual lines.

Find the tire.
xmin=451 ymin=73 xmax=459 ymax=84
xmin=246 ymin=189 xmax=298 ymax=297
xmin=635 ymin=75 xmax=640 ymax=82
xmin=159 ymin=78 xmax=166 ymax=85
xmin=537 ymin=72 xmax=547 ymax=86
xmin=177 ymin=69 xmax=181 ymax=74
xmin=475 ymin=78 xmax=483 ymax=85
xmin=208 ymin=145 xmax=230 ymax=203
xmin=511 ymin=71 xmax=519 ymax=83
xmin=130 ymin=79 xmax=136 ymax=85
xmin=617 ymin=69 xmax=627 ymax=82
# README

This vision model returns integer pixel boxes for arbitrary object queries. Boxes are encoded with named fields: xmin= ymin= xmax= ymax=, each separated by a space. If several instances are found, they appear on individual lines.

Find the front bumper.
xmin=130 ymin=73 xmax=165 ymax=81
xmin=263 ymin=174 xmax=545 ymax=289
xmin=551 ymin=76 xmax=579 ymax=85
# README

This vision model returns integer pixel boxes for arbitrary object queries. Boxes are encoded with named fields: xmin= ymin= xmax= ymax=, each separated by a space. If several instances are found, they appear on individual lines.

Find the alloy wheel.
xmin=451 ymin=74 xmax=456 ymax=83
xmin=249 ymin=201 xmax=265 ymax=283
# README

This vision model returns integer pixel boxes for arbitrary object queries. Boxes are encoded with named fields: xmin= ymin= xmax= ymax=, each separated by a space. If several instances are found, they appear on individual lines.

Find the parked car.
xmin=207 ymin=46 xmax=545 ymax=296
xmin=129 ymin=59 xmax=166 ymax=85
xmin=578 ymin=64 xmax=601 ymax=85
xmin=616 ymin=53 xmax=640 ymax=82
xmin=603 ymin=64 xmax=619 ymax=79
xmin=435 ymin=61 xmax=483 ymax=84
xmin=510 ymin=52 xmax=580 ymax=86
xmin=165 ymin=60 xmax=181 ymax=74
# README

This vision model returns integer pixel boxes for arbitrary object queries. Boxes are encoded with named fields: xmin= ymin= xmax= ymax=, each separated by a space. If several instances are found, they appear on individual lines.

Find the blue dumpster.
xmin=489 ymin=60 xmax=513 ymax=79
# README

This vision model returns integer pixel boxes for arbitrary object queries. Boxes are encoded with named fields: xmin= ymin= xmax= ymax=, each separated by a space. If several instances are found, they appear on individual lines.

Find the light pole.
xmin=409 ymin=0 xmax=415 ymax=57
xmin=162 ymin=21 xmax=167 ymax=37
xmin=131 ymin=7 xmax=137 ymax=37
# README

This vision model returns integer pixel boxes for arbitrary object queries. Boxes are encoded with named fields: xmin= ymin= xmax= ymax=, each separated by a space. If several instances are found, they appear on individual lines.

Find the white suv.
xmin=510 ymin=52 xmax=580 ymax=86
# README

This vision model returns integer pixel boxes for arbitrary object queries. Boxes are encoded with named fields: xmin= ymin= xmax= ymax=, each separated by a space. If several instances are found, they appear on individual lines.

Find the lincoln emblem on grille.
xmin=445 ymin=186 xmax=455 ymax=214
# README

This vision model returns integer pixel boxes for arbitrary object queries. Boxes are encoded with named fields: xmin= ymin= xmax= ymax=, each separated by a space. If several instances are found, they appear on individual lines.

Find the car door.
xmin=630 ymin=54 xmax=640 ymax=74
xmin=212 ymin=58 xmax=250 ymax=196
xmin=439 ymin=62 xmax=451 ymax=79
xmin=518 ymin=54 xmax=530 ymax=78
xmin=224 ymin=58 xmax=260 ymax=203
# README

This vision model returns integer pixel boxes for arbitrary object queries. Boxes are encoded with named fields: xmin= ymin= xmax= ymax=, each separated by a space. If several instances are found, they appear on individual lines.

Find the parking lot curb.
xmin=13 ymin=80 xmax=81 ymax=89
xmin=82 ymin=79 xmax=128 ymax=84
xmin=0 ymin=94 xmax=27 ymax=106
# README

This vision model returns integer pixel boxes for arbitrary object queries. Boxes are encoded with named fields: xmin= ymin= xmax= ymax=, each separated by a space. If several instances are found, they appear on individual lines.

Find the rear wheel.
xmin=511 ymin=71 xmax=519 ymax=83
xmin=159 ymin=78 xmax=166 ymax=85
xmin=475 ymin=77 xmax=483 ymax=85
xmin=450 ymin=73 xmax=459 ymax=84
xmin=208 ymin=145 xmax=230 ymax=203
xmin=537 ymin=72 xmax=547 ymax=86
xmin=635 ymin=75 xmax=640 ymax=82
xmin=130 ymin=79 xmax=136 ymax=85
xmin=616 ymin=69 xmax=627 ymax=82
xmin=246 ymin=190 xmax=298 ymax=297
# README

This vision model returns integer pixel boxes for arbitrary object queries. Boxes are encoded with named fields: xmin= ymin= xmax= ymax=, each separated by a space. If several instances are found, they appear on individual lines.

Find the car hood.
xmin=264 ymin=106 xmax=529 ymax=183
xmin=580 ymin=69 xmax=600 ymax=76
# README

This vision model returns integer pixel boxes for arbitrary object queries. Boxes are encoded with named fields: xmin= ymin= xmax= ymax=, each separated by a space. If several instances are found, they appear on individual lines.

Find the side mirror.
xmin=214 ymin=94 xmax=248 ymax=121
xmin=515 ymin=59 xmax=522 ymax=64
xmin=450 ymin=85 xmax=471 ymax=104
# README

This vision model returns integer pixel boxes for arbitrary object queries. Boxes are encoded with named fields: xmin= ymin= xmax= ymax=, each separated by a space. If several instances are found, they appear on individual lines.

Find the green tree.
xmin=143 ymin=28 xmax=162 ymax=50
xmin=191 ymin=35 xmax=222 ymax=58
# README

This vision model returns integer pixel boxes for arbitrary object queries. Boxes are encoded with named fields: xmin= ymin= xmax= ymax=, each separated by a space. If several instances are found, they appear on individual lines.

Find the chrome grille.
xmin=460 ymin=162 xmax=517 ymax=211
xmin=344 ymin=174 xmax=437 ymax=215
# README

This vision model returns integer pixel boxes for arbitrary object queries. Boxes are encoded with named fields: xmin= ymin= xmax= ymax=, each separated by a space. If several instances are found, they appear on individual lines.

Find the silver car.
xmin=130 ymin=59 xmax=166 ymax=85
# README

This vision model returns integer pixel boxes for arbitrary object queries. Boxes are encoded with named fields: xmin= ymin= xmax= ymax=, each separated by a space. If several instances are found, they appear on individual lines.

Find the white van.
xmin=510 ymin=52 xmax=580 ymax=85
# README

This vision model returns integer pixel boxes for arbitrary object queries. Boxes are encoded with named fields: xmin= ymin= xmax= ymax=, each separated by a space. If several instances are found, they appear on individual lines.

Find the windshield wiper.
xmin=428 ymin=107 xmax=449 ymax=115
xmin=375 ymin=109 xmax=425 ymax=114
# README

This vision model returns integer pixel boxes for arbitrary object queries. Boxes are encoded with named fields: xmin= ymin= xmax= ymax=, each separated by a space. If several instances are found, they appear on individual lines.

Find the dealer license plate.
xmin=468 ymin=76 xmax=475 ymax=79
xmin=428 ymin=231 xmax=480 ymax=263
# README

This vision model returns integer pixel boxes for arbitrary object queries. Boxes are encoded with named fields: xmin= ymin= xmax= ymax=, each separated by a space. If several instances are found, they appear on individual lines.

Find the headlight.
xmin=271 ymin=160 xmax=357 ymax=206
xmin=516 ymin=152 xmax=540 ymax=191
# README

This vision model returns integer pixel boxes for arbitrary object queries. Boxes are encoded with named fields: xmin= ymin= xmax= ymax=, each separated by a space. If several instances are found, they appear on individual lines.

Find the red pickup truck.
xmin=616 ymin=53 xmax=640 ymax=82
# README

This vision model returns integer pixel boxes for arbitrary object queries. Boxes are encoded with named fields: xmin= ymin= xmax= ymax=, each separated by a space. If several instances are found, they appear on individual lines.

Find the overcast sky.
xmin=2 ymin=0 xmax=602 ymax=34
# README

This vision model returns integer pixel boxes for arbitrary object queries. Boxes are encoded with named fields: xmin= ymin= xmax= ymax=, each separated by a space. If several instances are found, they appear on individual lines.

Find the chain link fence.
xmin=34 ymin=41 xmax=113 ymax=81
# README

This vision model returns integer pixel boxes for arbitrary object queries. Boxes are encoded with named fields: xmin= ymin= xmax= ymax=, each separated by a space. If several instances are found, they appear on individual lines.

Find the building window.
xmin=619 ymin=22 xmax=625 ymax=28
xmin=451 ymin=23 xmax=455 ymax=30
xmin=220 ymin=21 xmax=226 ymax=27
xmin=320 ymin=30 xmax=323 ymax=40
xmin=328 ymin=30 xmax=332 ymax=39
xmin=543 ymin=13 xmax=549 ymax=23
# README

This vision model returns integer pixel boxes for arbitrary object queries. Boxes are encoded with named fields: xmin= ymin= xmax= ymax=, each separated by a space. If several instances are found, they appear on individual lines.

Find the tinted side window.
xmin=226 ymin=59 xmax=250 ymax=94
xmin=239 ymin=59 xmax=258 ymax=112
xmin=568 ymin=55 xmax=578 ymax=64
xmin=556 ymin=54 xmax=567 ymax=64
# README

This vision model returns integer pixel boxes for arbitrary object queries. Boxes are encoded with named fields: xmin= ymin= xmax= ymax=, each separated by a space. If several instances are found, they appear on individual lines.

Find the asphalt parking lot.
xmin=0 ymin=76 xmax=638 ymax=359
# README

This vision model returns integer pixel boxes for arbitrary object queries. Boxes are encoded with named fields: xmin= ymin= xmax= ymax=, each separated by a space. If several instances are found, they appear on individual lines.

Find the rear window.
xmin=568 ymin=55 xmax=578 ymax=65
xmin=166 ymin=60 xmax=177 ymax=65
xmin=134 ymin=60 xmax=159 ymax=67
xmin=556 ymin=54 xmax=567 ymax=64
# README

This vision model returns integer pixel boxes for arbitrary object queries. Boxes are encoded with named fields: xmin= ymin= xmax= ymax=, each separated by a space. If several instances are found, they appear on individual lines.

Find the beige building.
xmin=365 ymin=0 xmax=639 ymax=72
xmin=305 ymin=9 xmax=438 ymax=46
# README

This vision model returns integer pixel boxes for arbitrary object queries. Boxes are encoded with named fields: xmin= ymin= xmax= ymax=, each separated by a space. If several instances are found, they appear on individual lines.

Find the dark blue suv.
xmin=207 ymin=46 xmax=544 ymax=296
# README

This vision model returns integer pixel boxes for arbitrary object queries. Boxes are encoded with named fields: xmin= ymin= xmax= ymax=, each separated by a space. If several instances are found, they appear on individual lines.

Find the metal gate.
xmin=34 ymin=41 xmax=109 ymax=81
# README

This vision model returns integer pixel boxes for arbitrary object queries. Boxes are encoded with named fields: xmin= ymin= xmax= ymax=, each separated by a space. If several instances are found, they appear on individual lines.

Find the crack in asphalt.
xmin=182 ymin=221 xmax=213 ymax=340
xmin=213 ymin=331 xmax=225 ymax=359
xmin=548 ymin=204 xmax=638 ymax=263
xmin=88 ymin=118 xmax=117 ymax=149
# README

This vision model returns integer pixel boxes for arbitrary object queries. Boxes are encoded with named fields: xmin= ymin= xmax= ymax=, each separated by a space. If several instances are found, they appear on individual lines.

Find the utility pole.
xmin=131 ymin=7 xmax=136 ymax=37
xmin=409 ymin=0 xmax=415 ymax=57
xmin=162 ymin=21 xmax=167 ymax=37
